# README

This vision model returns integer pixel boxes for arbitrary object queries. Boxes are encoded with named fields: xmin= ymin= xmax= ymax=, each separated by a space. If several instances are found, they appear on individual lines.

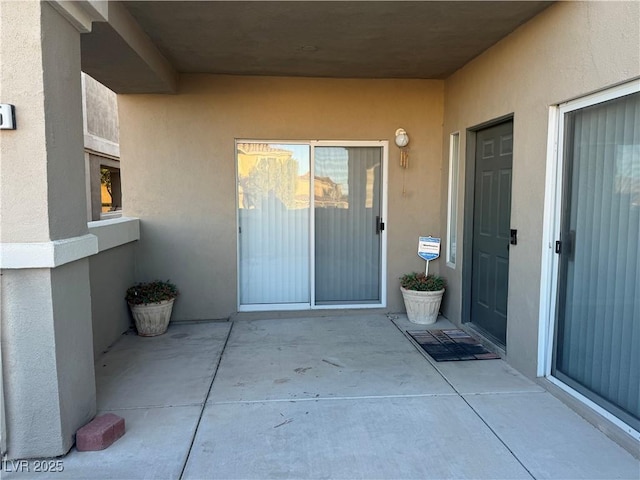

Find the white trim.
xmin=547 ymin=376 xmax=640 ymax=441
xmin=239 ymin=303 xmax=310 ymax=313
xmin=380 ymin=141 xmax=389 ymax=308
xmin=235 ymin=139 xmax=241 ymax=312
xmin=313 ymin=303 xmax=385 ymax=310
xmin=0 ymin=234 xmax=98 ymax=269
xmin=88 ymin=217 xmax=139 ymax=252
xmin=538 ymin=106 xmax=561 ymax=377
xmin=446 ymin=132 xmax=460 ymax=268
xmin=309 ymin=144 xmax=317 ymax=308
xmin=0 ymin=218 xmax=140 ymax=269
xmin=558 ymin=79 xmax=640 ymax=114
xmin=240 ymin=303 xmax=386 ymax=313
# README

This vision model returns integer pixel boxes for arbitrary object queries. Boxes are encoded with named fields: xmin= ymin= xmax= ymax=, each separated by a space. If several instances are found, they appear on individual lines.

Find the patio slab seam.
xmin=207 ymin=392 xmax=460 ymax=405
xmin=458 ymin=390 xmax=548 ymax=397
xmin=96 ymin=402 xmax=206 ymax=412
xmin=389 ymin=316 xmax=538 ymax=479
xmin=179 ymin=321 xmax=235 ymax=480
xmin=459 ymin=397 xmax=537 ymax=480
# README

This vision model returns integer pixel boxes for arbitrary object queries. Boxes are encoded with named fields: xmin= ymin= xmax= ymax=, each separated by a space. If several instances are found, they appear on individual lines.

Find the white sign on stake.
xmin=418 ymin=236 xmax=441 ymax=276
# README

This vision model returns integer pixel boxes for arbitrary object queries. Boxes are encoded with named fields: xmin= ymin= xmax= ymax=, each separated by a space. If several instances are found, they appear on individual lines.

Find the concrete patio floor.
xmin=6 ymin=314 xmax=639 ymax=479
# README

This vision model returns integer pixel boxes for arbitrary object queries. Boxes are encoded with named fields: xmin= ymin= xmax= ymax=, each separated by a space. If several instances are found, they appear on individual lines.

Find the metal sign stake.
xmin=418 ymin=236 xmax=441 ymax=276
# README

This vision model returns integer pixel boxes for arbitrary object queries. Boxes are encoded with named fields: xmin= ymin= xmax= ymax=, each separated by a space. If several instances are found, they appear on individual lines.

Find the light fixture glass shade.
xmin=395 ymin=128 xmax=409 ymax=147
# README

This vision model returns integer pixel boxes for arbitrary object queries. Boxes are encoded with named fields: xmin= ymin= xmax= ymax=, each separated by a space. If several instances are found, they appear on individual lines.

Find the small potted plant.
xmin=400 ymin=272 xmax=446 ymax=325
xmin=125 ymin=280 xmax=179 ymax=336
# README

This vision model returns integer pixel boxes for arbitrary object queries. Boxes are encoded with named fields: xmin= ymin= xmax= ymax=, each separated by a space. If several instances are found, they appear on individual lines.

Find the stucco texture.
xmin=1 ymin=261 xmax=95 ymax=459
xmin=0 ymin=1 xmax=87 ymax=242
xmin=90 ymin=243 xmax=135 ymax=358
xmin=119 ymin=76 xmax=444 ymax=320
xmin=0 ymin=0 xmax=50 ymax=242
xmin=84 ymin=73 xmax=120 ymax=144
xmin=440 ymin=1 xmax=640 ymax=376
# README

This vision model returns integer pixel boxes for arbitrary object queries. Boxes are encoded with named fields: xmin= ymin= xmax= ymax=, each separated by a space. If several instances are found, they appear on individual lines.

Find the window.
xmin=85 ymin=153 xmax=122 ymax=221
xmin=100 ymin=166 xmax=122 ymax=214
xmin=447 ymin=132 xmax=460 ymax=266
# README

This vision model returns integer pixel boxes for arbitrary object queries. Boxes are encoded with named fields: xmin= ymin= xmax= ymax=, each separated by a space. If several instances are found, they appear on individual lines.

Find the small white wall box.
xmin=0 ymin=104 xmax=16 ymax=130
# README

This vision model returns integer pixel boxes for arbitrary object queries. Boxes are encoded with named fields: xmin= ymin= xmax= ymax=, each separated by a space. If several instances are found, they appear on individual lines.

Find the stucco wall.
xmin=440 ymin=1 xmax=640 ymax=376
xmin=0 ymin=0 xmax=50 ymax=242
xmin=89 ymin=243 xmax=135 ymax=358
xmin=41 ymin=2 xmax=88 ymax=242
xmin=50 ymin=259 xmax=96 ymax=450
xmin=83 ymin=73 xmax=120 ymax=144
xmin=119 ymin=76 xmax=444 ymax=320
xmin=1 ymin=260 xmax=96 ymax=458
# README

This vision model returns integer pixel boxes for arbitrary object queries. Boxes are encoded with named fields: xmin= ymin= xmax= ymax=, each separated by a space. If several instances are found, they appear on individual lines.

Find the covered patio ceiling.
xmin=80 ymin=1 xmax=552 ymax=94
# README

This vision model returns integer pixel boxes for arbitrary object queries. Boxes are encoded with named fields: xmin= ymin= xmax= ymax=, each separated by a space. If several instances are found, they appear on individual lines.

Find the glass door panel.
xmin=237 ymin=143 xmax=310 ymax=305
xmin=314 ymin=146 xmax=382 ymax=304
xmin=553 ymin=92 xmax=639 ymax=430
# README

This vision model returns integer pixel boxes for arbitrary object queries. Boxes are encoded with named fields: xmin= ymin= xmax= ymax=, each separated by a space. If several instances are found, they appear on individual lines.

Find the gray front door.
xmin=470 ymin=121 xmax=513 ymax=345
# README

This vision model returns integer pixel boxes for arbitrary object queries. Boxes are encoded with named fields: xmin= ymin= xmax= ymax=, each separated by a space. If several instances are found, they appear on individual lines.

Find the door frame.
xmin=461 ymin=114 xmax=514 ymax=348
xmin=235 ymin=139 xmax=389 ymax=312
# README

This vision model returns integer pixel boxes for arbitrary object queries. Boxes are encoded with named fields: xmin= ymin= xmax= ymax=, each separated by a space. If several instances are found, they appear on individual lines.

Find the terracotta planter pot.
xmin=400 ymin=287 xmax=445 ymax=325
xmin=129 ymin=298 xmax=175 ymax=336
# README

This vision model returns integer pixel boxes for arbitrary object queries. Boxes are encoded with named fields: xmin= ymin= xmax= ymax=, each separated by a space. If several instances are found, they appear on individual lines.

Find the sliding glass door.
xmin=314 ymin=146 xmax=383 ymax=304
xmin=553 ymin=90 xmax=639 ymax=431
xmin=237 ymin=141 xmax=386 ymax=310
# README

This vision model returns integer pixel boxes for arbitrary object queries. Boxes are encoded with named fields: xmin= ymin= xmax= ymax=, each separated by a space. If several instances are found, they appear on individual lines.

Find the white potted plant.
xmin=400 ymin=272 xmax=446 ymax=325
xmin=125 ymin=280 xmax=179 ymax=336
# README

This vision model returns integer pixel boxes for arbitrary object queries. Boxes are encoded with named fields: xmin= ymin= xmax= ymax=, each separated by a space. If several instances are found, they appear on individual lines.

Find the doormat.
xmin=406 ymin=329 xmax=500 ymax=362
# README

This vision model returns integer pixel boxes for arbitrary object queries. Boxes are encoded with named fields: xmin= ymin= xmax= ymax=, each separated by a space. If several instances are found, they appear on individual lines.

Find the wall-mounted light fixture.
xmin=395 ymin=128 xmax=409 ymax=168
xmin=0 ymin=104 xmax=16 ymax=130
xmin=395 ymin=128 xmax=409 ymax=148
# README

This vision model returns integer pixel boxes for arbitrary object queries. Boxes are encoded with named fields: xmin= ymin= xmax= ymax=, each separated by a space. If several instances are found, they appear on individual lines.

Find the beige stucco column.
xmin=0 ymin=1 xmax=99 ymax=459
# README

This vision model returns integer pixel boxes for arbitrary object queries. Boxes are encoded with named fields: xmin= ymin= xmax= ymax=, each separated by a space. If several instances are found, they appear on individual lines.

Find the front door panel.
xmin=471 ymin=121 xmax=513 ymax=345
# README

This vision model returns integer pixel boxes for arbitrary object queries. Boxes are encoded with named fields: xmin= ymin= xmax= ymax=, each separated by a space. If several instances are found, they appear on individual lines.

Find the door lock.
xmin=510 ymin=229 xmax=518 ymax=246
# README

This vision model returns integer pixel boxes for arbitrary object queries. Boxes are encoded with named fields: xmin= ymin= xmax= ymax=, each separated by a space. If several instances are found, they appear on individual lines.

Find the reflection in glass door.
xmin=237 ymin=143 xmax=310 ymax=305
xmin=237 ymin=141 xmax=386 ymax=310
xmin=314 ymin=146 xmax=383 ymax=304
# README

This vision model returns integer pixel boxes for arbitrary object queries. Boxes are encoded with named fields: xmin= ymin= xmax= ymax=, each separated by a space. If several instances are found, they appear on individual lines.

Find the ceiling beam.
xmin=81 ymin=1 xmax=177 ymax=94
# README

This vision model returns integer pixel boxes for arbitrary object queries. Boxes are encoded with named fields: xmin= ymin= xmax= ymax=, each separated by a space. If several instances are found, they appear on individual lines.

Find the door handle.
xmin=510 ymin=229 xmax=517 ymax=246
xmin=376 ymin=216 xmax=385 ymax=235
